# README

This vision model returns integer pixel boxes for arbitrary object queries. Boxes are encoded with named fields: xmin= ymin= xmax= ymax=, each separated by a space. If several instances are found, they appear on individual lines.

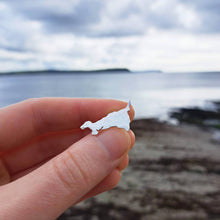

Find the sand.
xmin=58 ymin=119 xmax=220 ymax=220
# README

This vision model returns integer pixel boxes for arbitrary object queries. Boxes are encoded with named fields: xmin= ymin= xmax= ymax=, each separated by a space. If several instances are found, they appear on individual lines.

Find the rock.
xmin=59 ymin=118 xmax=220 ymax=220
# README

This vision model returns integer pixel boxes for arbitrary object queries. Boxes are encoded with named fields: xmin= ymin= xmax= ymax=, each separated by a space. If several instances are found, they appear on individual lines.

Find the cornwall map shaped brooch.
xmin=80 ymin=101 xmax=131 ymax=135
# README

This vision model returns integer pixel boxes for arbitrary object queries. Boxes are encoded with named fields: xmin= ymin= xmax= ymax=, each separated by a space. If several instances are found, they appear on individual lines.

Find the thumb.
xmin=0 ymin=128 xmax=131 ymax=220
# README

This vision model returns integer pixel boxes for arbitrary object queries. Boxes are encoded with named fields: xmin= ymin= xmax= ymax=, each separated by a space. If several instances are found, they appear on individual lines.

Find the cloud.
xmin=2 ymin=0 xmax=104 ymax=36
xmin=2 ymin=0 xmax=220 ymax=37
xmin=0 ymin=2 xmax=42 ymax=52
xmin=0 ymin=0 xmax=220 ymax=72
xmin=184 ymin=0 xmax=220 ymax=33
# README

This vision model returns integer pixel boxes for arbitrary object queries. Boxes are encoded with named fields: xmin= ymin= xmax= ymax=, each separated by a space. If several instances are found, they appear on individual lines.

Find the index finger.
xmin=0 ymin=98 xmax=135 ymax=151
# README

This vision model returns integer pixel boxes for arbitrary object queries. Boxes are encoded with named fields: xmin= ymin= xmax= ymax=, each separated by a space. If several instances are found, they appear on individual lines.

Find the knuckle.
xmin=28 ymin=98 xmax=49 ymax=134
xmin=0 ymin=159 xmax=10 ymax=185
xmin=25 ymin=97 xmax=40 ymax=105
xmin=52 ymin=149 xmax=92 ymax=192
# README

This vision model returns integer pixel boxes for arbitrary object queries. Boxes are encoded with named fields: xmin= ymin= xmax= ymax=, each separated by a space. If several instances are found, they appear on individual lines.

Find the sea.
xmin=0 ymin=71 xmax=220 ymax=120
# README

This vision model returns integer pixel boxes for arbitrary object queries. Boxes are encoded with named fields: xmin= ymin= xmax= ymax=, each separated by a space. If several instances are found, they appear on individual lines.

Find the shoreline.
xmin=58 ymin=117 xmax=220 ymax=220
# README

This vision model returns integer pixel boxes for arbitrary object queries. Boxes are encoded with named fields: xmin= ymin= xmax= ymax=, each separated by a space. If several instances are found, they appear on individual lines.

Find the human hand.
xmin=0 ymin=98 xmax=135 ymax=219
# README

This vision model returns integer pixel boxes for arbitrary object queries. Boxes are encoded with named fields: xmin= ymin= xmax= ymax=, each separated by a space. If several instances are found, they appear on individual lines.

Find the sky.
xmin=0 ymin=0 xmax=220 ymax=72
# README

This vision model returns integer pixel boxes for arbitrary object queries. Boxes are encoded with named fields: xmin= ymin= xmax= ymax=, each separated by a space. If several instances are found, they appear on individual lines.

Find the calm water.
xmin=0 ymin=72 xmax=220 ymax=119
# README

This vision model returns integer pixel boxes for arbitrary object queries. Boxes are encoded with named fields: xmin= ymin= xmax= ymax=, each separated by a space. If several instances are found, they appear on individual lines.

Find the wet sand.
xmin=58 ymin=119 xmax=220 ymax=220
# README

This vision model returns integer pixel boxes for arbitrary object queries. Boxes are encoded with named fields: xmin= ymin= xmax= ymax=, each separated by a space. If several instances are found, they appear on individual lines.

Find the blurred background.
xmin=0 ymin=0 xmax=220 ymax=219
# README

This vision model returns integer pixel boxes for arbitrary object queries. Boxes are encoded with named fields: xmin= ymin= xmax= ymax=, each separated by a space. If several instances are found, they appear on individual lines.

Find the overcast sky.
xmin=0 ymin=0 xmax=220 ymax=72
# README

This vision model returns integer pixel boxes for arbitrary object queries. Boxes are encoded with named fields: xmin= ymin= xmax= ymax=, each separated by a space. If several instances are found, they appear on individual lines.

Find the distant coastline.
xmin=1 ymin=69 xmax=220 ymax=76
xmin=0 ymin=68 xmax=166 ymax=76
xmin=0 ymin=68 xmax=131 ymax=75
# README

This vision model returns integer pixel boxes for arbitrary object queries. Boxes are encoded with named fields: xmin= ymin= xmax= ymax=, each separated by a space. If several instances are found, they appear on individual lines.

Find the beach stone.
xmin=59 ymin=119 xmax=220 ymax=220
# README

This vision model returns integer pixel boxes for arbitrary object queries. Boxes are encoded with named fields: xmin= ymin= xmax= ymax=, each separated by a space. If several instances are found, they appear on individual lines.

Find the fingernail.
xmin=97 ymin=128 xmax=131 ymax=160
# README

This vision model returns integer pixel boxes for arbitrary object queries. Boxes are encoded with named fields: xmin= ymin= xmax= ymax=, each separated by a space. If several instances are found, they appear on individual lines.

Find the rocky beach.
xmin=58 ymin=104 xmax=220 ymax=220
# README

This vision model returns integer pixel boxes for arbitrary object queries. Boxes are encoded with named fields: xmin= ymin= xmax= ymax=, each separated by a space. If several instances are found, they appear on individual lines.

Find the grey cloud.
xmin=184 ymin=0 xmax=220 ymax=32
xmin=107 ymin=0 xmax=220 ymax=34
xmin=0 ymin=3 xmax=32 ymax=53
xmin=0 ymin=45 xmax=28 ymax=53
xmin=3 ymin=0 xmax=104 ymax=35
xmin=185 ymin=0 xmax=220 ymax=11
xmin=2 ymin=0 xmax=220 ymax=39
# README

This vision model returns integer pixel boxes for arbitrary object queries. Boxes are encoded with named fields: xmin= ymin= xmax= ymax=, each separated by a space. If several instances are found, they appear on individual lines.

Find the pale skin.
xmin=0 ymin=98 xmax=135 ymax=220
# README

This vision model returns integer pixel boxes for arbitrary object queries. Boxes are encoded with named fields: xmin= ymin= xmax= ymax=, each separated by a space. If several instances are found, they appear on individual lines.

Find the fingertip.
xmin=118 ymin=155 xmax=129 ymax=170
xmin=105 ymin=168 xmax=121 ymax=189
xmin=128 ymin=130 xmax=135 ymax=149
xmin=97 ymin=128 xmax=131 ymax=160
xmin=96 ymin=168 xmax=121 ymax=192
xmin=129 ymin=104 xmax=135 ymax=121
